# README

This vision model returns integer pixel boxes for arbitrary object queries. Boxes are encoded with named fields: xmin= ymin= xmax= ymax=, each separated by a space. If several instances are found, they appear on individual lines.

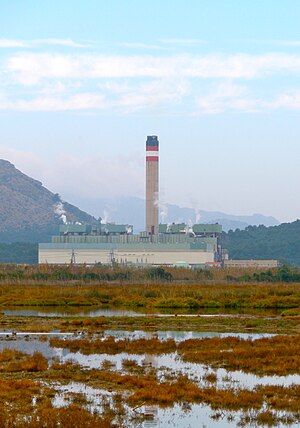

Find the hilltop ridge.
xmin=0 ymin=159 xmax=97 ymax=242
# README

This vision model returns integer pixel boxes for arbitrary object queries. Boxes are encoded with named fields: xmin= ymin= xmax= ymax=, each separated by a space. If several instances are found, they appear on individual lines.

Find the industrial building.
xmin=39 ymin=136 xmax=226 ymax=266
xmin=224 ymin=260 xmax=280 ymax=268
xmin=146 ymin=135 xmax=159 ymax=235
xmin=39 ymin=222 xmax=223 ymax=266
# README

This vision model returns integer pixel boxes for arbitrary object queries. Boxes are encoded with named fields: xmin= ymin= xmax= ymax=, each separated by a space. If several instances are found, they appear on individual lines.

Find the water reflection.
xmin=1 ymin=306 xmax=281 ymax=317
xmin=0 ymin=332 xmax=297 ymax=391
xmin=0 ymin=332 xmax=299 ymax=427
xmin=49 ymin=383 xmax=300 ymax=428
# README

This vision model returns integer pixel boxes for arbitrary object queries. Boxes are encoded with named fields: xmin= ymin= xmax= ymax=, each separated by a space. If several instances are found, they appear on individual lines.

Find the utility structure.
xmin=146 ymin=135 xmax=159 ymax=235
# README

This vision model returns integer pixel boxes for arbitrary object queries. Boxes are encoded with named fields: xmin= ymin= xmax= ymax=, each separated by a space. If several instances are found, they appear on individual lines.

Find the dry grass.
xmin=0 ymin=269 xmax=300 ymax=310
xmin=50 ymin=336 xmax=177 ymax=355
xmin=178 ymin=334 xmax=300 ymax=375
xmin=0 ymin=349 xmax=47 ymax=372
xmin=50 ymin=333 xmax=300 ymax=376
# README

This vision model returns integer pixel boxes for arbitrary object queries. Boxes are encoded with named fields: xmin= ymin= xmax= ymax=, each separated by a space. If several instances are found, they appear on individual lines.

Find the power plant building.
xmin=39 ymin=136 xmax=226 ymax=266
xmin=38 ymin=222 xmax=222 ymax=266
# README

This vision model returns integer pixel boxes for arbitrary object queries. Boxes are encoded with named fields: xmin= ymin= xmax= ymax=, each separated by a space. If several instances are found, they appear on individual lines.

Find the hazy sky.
xmin=1 ymin=0 xmax=300 ymax=222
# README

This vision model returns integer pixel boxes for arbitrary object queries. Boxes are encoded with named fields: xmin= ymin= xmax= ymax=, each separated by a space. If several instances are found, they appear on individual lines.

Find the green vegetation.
xmin=0 ymin=243 xmax=38 ymax=264
xmin=1 ymin=312 xmax=299 ymax=335
xmin=1 ymin=263 xmax=300 ymax=284
xmin=0 ymin=265 xmax=299 ymax=311
xmin=224 ymin=220 xmax=300 ymax=266
xmin=0 ymin=273 xmax=298 ymax=426
xmin=230 ymin=265 xmax=300 ymax=282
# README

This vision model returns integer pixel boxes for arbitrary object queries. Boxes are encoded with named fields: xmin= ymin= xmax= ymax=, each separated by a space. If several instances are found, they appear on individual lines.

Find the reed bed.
xmin=178 ymin=334 xmax=300 ymax=375
xmin=0 ymin=349 xmax=47 ymax=372
xmin=50 ymin=336 xmax=177 ymax=355
xmin=46 ymin=362 xmax=300 ymax=421
xmin=49 ymin=334 xmax=300 ymax=375
xmin=0 ymin=334 xmax=299 ymax=426
xmin=0 ymin=280 xmax=300 ymax=310
xmin=0 ymin=312 xmax=299 ymax=335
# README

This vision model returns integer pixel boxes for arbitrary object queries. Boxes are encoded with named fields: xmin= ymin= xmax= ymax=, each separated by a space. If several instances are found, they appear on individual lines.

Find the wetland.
xmin=0 ymin=264 xmax=299 ymax=427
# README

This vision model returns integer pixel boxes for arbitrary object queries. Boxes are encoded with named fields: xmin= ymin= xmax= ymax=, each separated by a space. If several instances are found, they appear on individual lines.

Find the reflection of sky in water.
xmin=50 ymin=382 xmax=300 ymax=428
xmin=0 ymin=332 xmax=299 ymax=428
xmin=0 ymin=331 xmax=295 ymax=390
xmin=59 ymin=350 xmax=300 ymax=390
xmin=1 ymin=307 xmax=281 ymax=317
xmin=103 ymin=329 xmax=276 ymax=341
xmin=2 ymin=308 xmax=145 ymax=317
xmin=51 ymin=382 xmax=242 ymax=428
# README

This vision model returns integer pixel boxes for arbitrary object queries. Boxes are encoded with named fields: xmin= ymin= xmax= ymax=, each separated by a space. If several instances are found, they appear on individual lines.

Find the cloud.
xmin=195 ymin=82 xmax=263 ymax=114
xmin=272 ymin=40 xmax=300 ymax=47
xmin=159 ymin=38 xmax=206 ymax=46
xmin=4 ymin=50 xmax=300 ymax=113
xmin=119 ymin=42 xmax=163 ymax=50
xmin=0 ymin=38 xmax=91 ymax=49
xmin=0 ymin=77 xmax=189 ymax=112
xmin=0 ymin=93 xmax=107 ymax=112
xmin=6 ymin=52 xmax=300 ymax=86
xmin=113 ymin=79 xmax=189 ymax=112
xmin=269 ymin=91 xmax=300 ymax=109
xmin=35 ymin=38 xmax=91 ymax=48
xmin=0 ymin=39 xmax=31 ymax=48
xmin=195 ymin=83 xmax=300 ymax=114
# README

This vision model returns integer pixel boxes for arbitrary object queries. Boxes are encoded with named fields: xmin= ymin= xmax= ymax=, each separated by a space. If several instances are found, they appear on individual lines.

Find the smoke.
xmin=102 ymin=209 xmax=110 ymax=224
xmin=154 ymin=191 xmax=169 ymax=223
xmin=187 ymin=197 xmax=202 ymax=224
xmin=159 ymin=201 xmax=168 ymax=223
xmin=53 ymin=202 xmax=67 ymax=224
xmin=195 ymin=208 xmax=201 ymax=224
xmin=187 ymin=218 xmax=193 ymax=227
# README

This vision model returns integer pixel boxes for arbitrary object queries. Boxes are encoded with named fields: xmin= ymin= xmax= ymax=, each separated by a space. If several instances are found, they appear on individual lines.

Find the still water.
xmin=0 ymin=327 xmax=297 ymax=427
xmin=1 ymin=306 xmax=281 ymax=317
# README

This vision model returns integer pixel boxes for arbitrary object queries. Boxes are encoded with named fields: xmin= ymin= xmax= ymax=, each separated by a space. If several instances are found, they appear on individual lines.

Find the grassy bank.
xmin=0 ymin=312 xmax=299 ymax=334
xmin=0 ymin=280 xmax=300 ymax=310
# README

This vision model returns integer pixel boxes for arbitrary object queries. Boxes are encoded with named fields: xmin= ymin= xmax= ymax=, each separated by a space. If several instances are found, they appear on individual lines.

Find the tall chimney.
xmin=146 ymin=135 xmax=159 ymax=235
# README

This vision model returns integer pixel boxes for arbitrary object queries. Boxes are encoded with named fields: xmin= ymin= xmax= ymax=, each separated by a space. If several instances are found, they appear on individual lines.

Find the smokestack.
xmin=146 ymin=135 xmax=159 ymax=235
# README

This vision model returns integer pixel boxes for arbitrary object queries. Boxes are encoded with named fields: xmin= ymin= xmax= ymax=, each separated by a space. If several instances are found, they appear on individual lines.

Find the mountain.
xmin=0 ymin=159 xmax=97 ymax=243
xmin=223 ymin=220 xmax=300 ymax=266
xmin=0 ymin=159 xmax=280 ymax=244
xmin=77 ymin=196 xmax=279 ymax=232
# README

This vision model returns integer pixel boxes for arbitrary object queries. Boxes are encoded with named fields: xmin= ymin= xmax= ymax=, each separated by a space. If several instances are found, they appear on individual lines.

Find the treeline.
xmin=0 ymin=263 xmax=300 ymax=284
xmin=228 ymin=265 xmax=300 ymax=283
xmin=0 ymin=264 xmax=214 ymax=283
xmin=0 ymin=243 xmax=38 ymax=264
xmin=223 ymin=220 xmax=300 ymax=266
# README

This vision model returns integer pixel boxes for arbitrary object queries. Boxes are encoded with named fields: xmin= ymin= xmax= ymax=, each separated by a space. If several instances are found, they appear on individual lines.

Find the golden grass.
xmin=49 ymin=333 xmax=300 ymax=376
xmin=0 ymin=267 xmax=300 ymax=310
xmin=46 ymin=362 xmax=300 ymax=416
xmin=0 ymin=349 xmax=47 ymax=372
xmin=178 ymin=334 xmax=300 ymax=375
xmin=0 ymin=311 xmax=299 ymax=337
xmin=50 ymin=336 xmax=177 ymax=355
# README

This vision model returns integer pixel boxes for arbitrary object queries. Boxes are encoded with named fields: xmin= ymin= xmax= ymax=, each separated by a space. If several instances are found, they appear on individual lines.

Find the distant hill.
xmin=0 ymin=159 xmax=97 ymax=243
xmin=223 ymin=220 xmax=300 ymax=266
xmin=79 ymin=196 xmax=280 ymax=232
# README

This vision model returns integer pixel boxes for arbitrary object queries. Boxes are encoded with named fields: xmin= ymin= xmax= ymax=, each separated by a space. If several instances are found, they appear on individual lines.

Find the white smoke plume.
xmin=53 ymin=201 xmax=67 ymax=224
xmin=195 ymin=208 xmax=201 ymax=224
xmin=154 ymin=192 xmax=168 ymax=223
xmin=102 ymin=209 xmax=110 ymax=224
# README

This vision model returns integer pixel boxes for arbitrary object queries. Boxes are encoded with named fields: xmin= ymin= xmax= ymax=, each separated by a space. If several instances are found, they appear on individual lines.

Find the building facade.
xmin=39 ymin=223 xmax=222 ymax=267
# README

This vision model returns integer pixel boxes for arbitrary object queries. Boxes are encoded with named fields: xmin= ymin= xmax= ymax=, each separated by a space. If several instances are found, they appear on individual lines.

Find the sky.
xmin=1 ymin=0 xmax=300 ymax=222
